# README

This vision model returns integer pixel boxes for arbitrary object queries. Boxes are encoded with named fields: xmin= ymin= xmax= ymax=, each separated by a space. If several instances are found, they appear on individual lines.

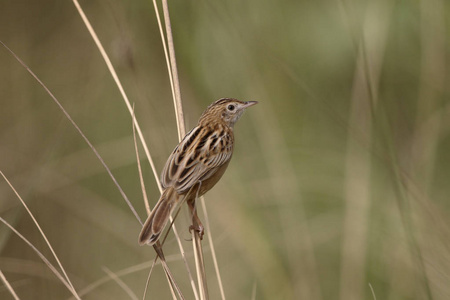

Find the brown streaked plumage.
xmin=138 ymin=98 xmax=257 ymax=246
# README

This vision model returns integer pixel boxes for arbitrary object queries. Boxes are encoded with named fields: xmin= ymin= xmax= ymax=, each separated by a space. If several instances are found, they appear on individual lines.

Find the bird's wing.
xmin=161 ymin=125 xmax=233 ymax=194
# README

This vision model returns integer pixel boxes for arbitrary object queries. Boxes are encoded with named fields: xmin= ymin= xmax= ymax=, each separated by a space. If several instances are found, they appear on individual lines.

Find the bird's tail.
xmin=138 ymin=188 xmax=179 ymax=246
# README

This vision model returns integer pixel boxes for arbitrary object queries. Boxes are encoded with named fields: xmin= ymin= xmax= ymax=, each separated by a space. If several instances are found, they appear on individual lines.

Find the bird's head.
xmin=199 ymin=98 xmax=258 ymax=128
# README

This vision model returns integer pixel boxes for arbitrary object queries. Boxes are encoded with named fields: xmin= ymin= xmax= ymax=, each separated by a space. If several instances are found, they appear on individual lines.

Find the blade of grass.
xmin=2 ymin=34 xmax=183 ymax=300
xmin=132 ymin=105 xmax=150 ymax=215
xmin=0 ymin=40 xmax=142 ymax=226
xmin=159 ymin=1 xmax=210 ymax=298
xmin=201 ymin=3 xmax=318 ymax=298
xmin=161 ymin=0 xmax=185 ymax=141
xmin=102 ymin=266 xmax=139 ymax=300
xmin=200 ymin=198 xmax=226 ymax=300
xmin=72 ymin=0 xmax=161 ymax=193
xmin=70 ymin=2 xmax=198 ymax=298
xmin=132 ymin=84 xmax=198 ymax=300
xmin=73 ymin=1 xmax=213 ymax=298
xmin=192 ymin=229 xmax=208 ymax=300
xmin=155 ymin=247 xmax=184 ymax=300
xmin=369 ymin=283 xmax=377 ymax=300
xmin=142 ymin=258 xmax=157 ymax=300
xmin=150 ymin=0 xmax=179 ymax=135
xmin=0 ymin=269 xmax=20 ymax=300
xmin=0 ymin=171 xmax=78 ymax=295
xmin=142 ymin=189 xmax=201 ymax=300
xmin=68 ymin=250 xmax=192 ymax=299
xmin=0 ymin=217 xmax=81 ymax=300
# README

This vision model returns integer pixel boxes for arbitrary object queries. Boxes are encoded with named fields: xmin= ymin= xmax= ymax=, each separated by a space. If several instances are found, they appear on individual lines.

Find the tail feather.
xmin=138 ymin=188 xmax=178 ymax=245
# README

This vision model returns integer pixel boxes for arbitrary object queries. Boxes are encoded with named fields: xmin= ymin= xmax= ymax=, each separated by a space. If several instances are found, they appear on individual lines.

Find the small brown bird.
xmin=138 ymin=98 xmax=257 ymax=245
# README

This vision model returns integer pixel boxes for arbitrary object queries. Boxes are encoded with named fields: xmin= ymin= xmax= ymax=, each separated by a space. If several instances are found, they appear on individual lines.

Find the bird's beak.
xmin=243 ymin=101 xmax=258 ymax=108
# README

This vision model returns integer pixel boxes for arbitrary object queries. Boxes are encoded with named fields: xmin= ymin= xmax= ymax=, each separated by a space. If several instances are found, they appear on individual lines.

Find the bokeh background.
xmin=1 ymin=0 xmax=450 ymax=299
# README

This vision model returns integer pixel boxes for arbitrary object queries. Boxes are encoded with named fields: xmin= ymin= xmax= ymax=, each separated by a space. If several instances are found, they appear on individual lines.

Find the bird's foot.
xmin=189 ymin=222 xmax=204 ymax=240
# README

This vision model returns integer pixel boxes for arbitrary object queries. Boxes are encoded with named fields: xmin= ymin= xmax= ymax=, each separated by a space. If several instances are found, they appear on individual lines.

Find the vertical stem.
xmin=162 ymin=0 xmax=186 ymax=139
xmin=161 ymin=0 xmax=208 ymax=298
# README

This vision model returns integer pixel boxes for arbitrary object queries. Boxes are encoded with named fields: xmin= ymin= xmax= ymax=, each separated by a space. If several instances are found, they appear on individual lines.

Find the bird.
xmin=138 ymin=98 xmax=257 ymax=246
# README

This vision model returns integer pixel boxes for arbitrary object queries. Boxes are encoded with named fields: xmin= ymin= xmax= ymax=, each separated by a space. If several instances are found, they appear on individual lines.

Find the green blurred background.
xmin=1 ymin=0 xmax=450 ymax=299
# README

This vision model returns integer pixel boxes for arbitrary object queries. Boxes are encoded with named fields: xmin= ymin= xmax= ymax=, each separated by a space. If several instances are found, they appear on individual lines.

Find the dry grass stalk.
xmin=102 ymin=267 xmax=139 ymax=300
xmin=0 ymin=269 xmax=20 ymax=300
xmin=0 ymin=217 xmax=80 ymax=299
xmin=70 ymin=1 xmax=197 ymax=298
xmin=0 ymin=171 xmax=77 ymax=294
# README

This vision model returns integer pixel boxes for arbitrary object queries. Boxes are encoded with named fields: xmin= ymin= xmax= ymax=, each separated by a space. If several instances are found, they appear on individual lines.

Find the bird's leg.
xmin=188 ymin=199 xmax=204 ymax=239
xmin=188 ymin=182 xmax=204 ymax=239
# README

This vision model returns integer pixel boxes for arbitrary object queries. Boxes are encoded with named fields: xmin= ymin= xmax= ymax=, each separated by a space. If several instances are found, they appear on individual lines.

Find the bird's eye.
xmin=227 ymin=104 xmax=235 ymax=111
